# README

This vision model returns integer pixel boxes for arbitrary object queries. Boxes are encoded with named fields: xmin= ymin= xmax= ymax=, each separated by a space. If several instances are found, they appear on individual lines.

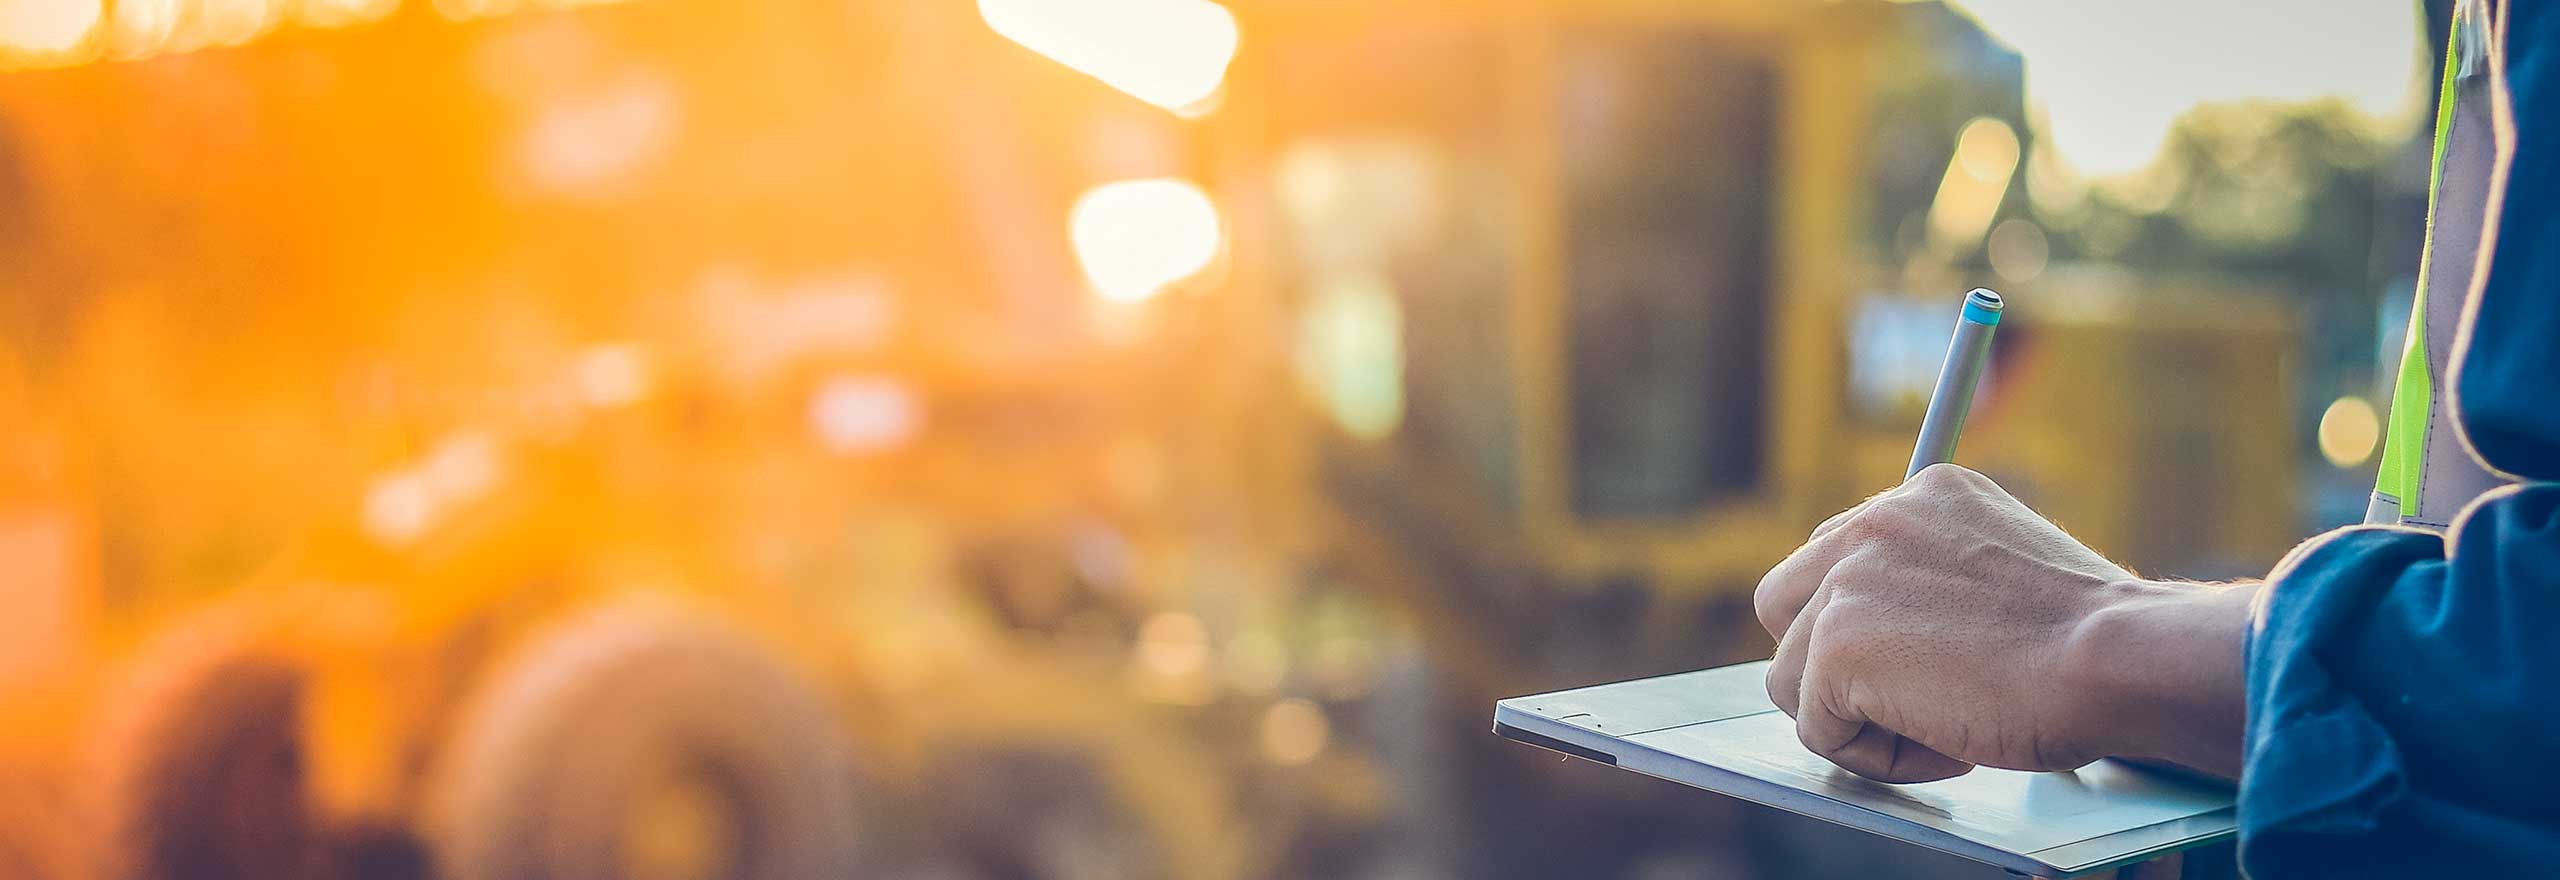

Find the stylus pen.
xmin=1906 ymin=288 xmax=2004 ymax=479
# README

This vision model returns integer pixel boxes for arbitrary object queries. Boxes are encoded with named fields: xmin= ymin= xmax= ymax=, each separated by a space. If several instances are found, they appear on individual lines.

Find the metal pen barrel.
xmin=1907 ymin=288 xmax=2004 ymax=478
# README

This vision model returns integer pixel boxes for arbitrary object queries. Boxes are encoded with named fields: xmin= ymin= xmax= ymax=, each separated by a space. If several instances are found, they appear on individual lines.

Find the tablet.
xmin=1493 ymin=661 xmax=2235 ymax=878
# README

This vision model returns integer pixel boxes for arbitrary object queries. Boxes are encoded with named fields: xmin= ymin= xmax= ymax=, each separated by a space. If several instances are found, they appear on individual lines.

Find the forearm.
xmin=2063 ymin=578 xmax=2258 ymax=779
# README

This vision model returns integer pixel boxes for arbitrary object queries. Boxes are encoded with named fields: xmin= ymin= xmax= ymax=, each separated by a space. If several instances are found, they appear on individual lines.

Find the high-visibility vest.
xmin=2371 ymin=0 xmax=2518 ymax=528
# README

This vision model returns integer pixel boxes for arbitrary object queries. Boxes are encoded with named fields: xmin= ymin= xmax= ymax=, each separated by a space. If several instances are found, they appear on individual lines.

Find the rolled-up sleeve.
xmin=2240 ymin=485 xmax=2560 ymax=876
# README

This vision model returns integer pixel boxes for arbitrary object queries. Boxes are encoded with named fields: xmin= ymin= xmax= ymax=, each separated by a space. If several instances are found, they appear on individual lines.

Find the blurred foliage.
xmin=2042 ymin=99 xmax=2421 ymax=432
xmin=2051 ymin=100 xmax=2400 ymax=287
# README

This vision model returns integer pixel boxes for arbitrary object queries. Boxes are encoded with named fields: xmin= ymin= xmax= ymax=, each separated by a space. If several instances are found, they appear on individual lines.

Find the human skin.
xmin=1752 ymin=463 xmax=2255 ymax=784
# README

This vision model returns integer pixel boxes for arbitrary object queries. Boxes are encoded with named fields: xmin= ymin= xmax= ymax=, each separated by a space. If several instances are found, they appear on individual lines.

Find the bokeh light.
xmin=0 ymin=0 xmax=100 ymax=55
xmin=1136 ymin=611 xmax=1210 ymax=679
xmin=1926 ymin=116 xmax=2018 ymax=257
xmin=807 ymin=375 xmax=922 ymax=456
xmin=200 ymin=0 xmax=283 ymax=46
xmin=1222 ymin=630 xmax=1287 ymax=696
xmin=571 ymin=344 xmax=653 ymax=409
xmin=362 ymin=472 xmax=438 ymax=546
xmin=106 ymin=0 xmax=176 ymax=57
xmin=421 ymin=431 xmax=504 ymax=502
xmin=298 ymin=0 xmax=399 ymax=29
xmin=431 ymin=0 xmax=626 ymax=23
xmin=2319 ymin=395 xmax=2382 ymax=468
xmin=1986 ymin=218 xmax=2050 ymax=283
xmin=1257 ymin=698 xmax=1329 ymax=766
xmin=1293 ymin=273 xmax=1403 ymax=441
xmin=977 ymin=0 xmax=1238 ymax=115
xmin=1068 ymin=178 xmax=1223 ymax=304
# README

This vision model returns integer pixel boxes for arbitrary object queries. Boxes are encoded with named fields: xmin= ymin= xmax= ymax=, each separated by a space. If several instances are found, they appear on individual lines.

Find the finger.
xmin=1753 ymin=530 xmax=1859 ymax=639
xmin=1797 ymin=658 xmax=1973 ymax=783
xmin=1904 ymin=461 xmax=1991 ymax=493
xmin=1756 ymin=491 xmax=1895 ymax=638
xmin=1803 ymin=717 xmax=1973 ymax=784
xmin=1762 ymin=576 xmax=1837 ymax=718
xmin=1808 ymin=492 xmax=1887 ymax=542
xmin=1757 ymin=482 xmax=1922 ymax=638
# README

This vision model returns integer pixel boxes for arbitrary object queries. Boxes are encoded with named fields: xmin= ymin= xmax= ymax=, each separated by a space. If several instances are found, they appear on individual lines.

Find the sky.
xmin=1940 ymin=0 xmax=2429 ymax=180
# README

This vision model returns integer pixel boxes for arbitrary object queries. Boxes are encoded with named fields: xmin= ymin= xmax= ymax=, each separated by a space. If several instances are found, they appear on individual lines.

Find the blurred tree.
xmin=2035 ymin=99 xmax=2427 ymax=529
xmin=2057 ymin=101 xmax=2396 ymax=286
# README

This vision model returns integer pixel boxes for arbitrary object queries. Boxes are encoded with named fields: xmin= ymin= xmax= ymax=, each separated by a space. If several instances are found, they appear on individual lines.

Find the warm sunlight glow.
xmin=106 ymin=0 xmax=175 ymax=56
xmin=978 ymin=0 xmax=1239 ymax=115
xmin=0 ymin=0 xmax=101 ymax=54
xmin=1069 ymin=178 xmax=1223 ymax=303
xmin=1259 ymin=698 xmax=1330 ymax=766
xmin=2320 ymin=395 xmax=2382 ymax=468
xmin=199 ymin=0 xmax=284 ymax=46
xmin=808 ymin=375 xmax=921 ymax=456
xmin=431 ymin=0 xmax=625 ymax=23
xmin=1926 ymin=117 xmax=2019 ymax=257
xmin=299 ymin=0 xmax=399 ymax=29
xmin=69 ymin=0 xmax=629 ymax=63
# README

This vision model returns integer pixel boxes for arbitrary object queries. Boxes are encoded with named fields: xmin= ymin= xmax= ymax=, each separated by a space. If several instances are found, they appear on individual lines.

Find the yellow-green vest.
xmin=2371 ymin=0 xmax=2517 ymax=528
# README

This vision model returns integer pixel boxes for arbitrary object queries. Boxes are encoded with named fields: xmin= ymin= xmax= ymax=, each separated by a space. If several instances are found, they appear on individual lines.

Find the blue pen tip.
xmin=1962 ymin=288 xmax=2004 ymax=325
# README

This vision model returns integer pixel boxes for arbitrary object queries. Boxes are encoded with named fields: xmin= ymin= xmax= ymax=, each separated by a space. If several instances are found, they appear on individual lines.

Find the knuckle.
xmin=1793 ymin=719 xmax=1831 ymax=757
xmin=1815 ymin=570 xmax=1869 ymax=610
xmin=1851 ymin=502 xmax=1908 ymax=535
xmin=1792 ymin=691 xmax=1859 ymax=759
xmin=1755 ymin=553 xmax=1801 ymax=601
xmin=1806 ymin=596 xmax=1857 ymax=640
xmin=1832 ymin=507 xmax=1889 ymax=542
xmin=1958 ymin=466 xmax=1998 ymax=490
xmin=1805 ymin=599 xmax=1877 ymax=658
xmin=1751 ymin=578 xmax=1788 ymax=634
xmin=1917 ymin=462 xmax=1993 ymax=494
xmin=1843 ymin=499 xmax=1956 ymax=558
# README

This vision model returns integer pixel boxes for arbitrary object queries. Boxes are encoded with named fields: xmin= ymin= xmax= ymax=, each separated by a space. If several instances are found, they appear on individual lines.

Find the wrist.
xmin=2061 ymin=579 xmax=2257 ymax=778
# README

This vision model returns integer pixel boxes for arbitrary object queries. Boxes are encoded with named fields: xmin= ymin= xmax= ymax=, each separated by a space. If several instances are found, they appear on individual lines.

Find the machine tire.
xmin=423 ymin=600 xmax=860 ymax=880
xmin=82 ymin=598 xmax=320 ymax=880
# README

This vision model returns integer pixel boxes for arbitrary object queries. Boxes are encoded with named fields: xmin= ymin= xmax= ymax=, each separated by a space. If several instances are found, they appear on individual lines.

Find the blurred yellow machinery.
xmin=1235 ymin=0 xmax=2298 ymax=697
xmin=0 ymin=1 xmax=2299 ymax=879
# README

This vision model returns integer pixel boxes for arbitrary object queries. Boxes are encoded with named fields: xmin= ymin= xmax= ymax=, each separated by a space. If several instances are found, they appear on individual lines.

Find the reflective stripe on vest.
xmin=2370 ymin=0 xmax=2514 ymax=528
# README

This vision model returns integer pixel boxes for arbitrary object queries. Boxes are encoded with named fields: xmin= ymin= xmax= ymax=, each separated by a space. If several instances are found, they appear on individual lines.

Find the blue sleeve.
xmin=2240 ymin=488 xmax=2560 ymax=876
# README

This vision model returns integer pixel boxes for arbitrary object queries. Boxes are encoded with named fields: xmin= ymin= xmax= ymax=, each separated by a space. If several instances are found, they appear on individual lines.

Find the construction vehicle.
xmin=0 ymin=3 xmax=1273 ymax=877
xmin=0 ymin=1 xmax=2298 ymax=878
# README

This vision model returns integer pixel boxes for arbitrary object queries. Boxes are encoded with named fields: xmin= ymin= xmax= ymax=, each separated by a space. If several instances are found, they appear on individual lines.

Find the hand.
xmin=1754 ymin=464 xmax=2239 ymax=782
